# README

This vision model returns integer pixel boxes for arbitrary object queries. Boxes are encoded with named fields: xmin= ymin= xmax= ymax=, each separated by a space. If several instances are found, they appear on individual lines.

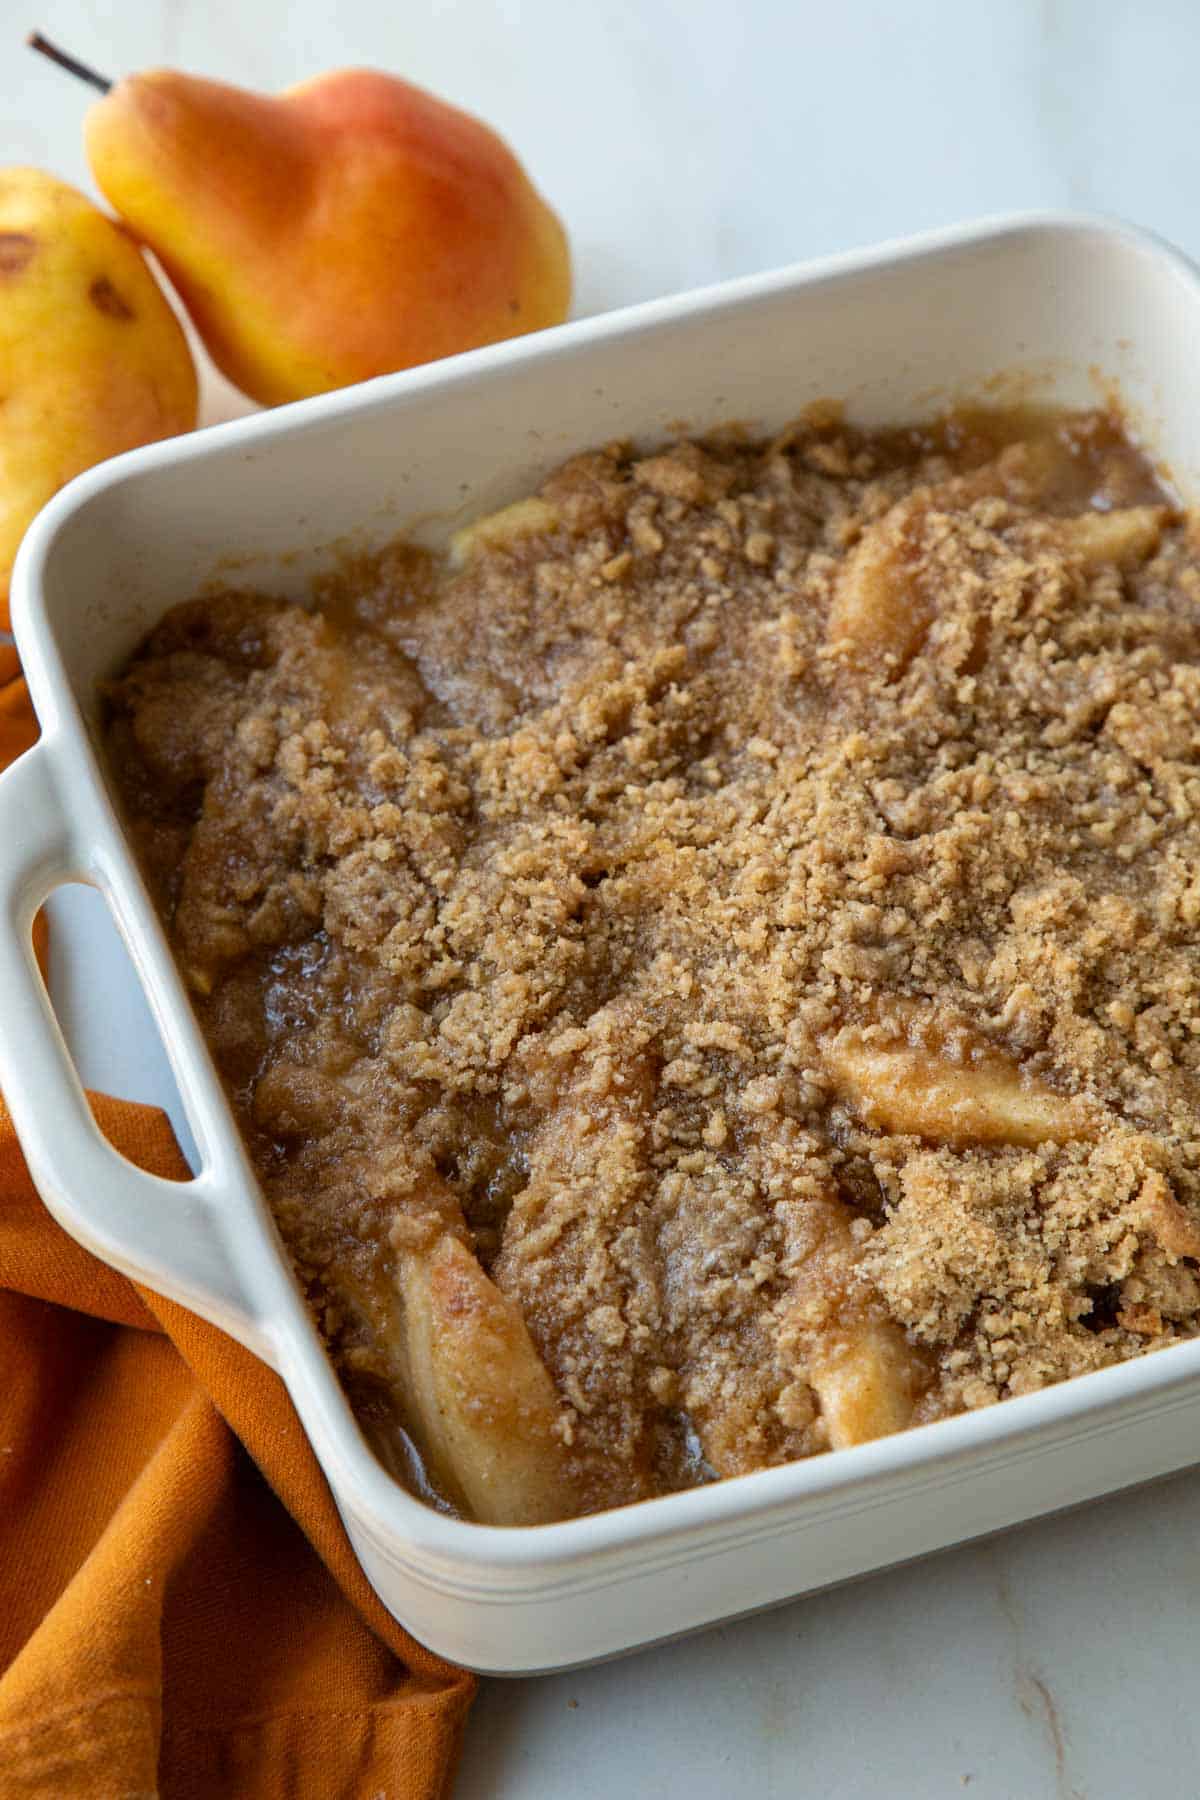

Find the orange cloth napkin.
xmin=0 ymin=645 xmax=475 ymax=1796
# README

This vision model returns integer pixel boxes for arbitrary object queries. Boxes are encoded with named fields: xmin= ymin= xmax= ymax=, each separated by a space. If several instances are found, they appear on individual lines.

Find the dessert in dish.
xmin=103 ymin=403 xmax=1200 ymax=1524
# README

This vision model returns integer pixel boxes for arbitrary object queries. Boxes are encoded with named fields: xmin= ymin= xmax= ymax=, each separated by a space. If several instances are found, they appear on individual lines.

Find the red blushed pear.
xmin=82 ymin=66 xmax=572 ymax=405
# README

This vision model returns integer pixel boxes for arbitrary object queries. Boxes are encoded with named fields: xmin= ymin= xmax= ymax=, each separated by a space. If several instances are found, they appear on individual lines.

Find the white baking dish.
xmin=5 ymin=213 xmax=1200 ymax=1675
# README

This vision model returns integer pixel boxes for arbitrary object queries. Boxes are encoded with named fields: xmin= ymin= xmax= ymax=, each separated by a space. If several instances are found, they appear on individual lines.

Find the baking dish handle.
xmin=0 ymin=740 xmax=262 ymax=1351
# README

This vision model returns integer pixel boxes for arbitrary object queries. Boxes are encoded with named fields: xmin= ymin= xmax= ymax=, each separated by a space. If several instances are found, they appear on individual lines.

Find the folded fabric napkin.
xmin=0 ymin=644 xmax=475 ymax=1797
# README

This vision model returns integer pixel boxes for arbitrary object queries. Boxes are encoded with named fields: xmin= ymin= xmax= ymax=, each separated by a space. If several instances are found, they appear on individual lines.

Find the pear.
xmin=83 ymin=65 xmax=571 ymax=406
xmin=0 ymin=167 xmax=197 ymax=627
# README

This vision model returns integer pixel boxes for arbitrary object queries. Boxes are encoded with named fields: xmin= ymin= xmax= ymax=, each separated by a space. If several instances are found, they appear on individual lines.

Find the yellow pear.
xmin=0 ymin=167 xmax=197 ymax=627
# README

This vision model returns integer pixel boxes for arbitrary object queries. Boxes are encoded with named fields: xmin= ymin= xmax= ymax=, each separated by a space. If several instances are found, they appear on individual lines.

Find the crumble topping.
xmin=104 ymin=405 xmax=1200 ymax=1518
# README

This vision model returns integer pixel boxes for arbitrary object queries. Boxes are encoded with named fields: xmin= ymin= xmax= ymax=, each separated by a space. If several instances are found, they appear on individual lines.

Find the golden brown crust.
xmin=103 ymin=404 xmax=1200 ymax=1518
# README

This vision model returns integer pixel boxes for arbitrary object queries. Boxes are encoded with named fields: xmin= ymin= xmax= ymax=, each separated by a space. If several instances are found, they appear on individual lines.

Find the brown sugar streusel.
xmin=103 ymin=404 xmax=1200 ymax=1522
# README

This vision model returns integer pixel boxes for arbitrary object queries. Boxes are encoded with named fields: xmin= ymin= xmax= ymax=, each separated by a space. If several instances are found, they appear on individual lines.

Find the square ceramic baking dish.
xmin=5 ymin=213 xmax=1200 ymax=1675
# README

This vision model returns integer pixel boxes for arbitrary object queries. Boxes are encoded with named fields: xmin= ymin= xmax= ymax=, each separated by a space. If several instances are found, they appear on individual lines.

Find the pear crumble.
xmin=103 ymin=404 xmax=1200 ymax=1522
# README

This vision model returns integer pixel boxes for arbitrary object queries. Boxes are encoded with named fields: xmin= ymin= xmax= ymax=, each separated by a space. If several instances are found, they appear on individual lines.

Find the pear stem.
xmin=26 ymin=31 xmax=112 ymax=94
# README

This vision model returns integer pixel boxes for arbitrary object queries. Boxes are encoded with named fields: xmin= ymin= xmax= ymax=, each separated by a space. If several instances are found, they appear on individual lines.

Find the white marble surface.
xmin=8 ymin=3 xmax=1200 ymax=1794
